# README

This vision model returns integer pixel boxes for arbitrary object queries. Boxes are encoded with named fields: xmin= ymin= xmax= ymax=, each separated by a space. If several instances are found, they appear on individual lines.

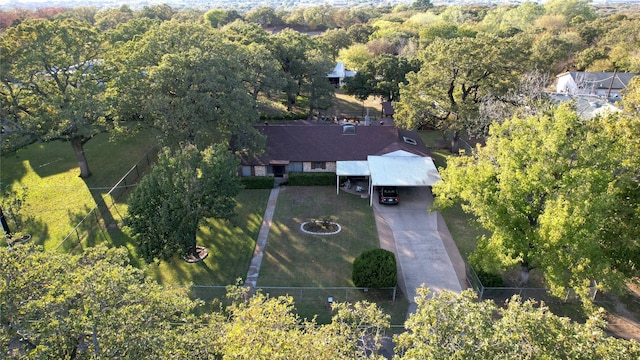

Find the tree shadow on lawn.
xmin=1 ymin=152 xmax=31 ymax=190
xmin=13 ymin=142 xmax=79 ymax=180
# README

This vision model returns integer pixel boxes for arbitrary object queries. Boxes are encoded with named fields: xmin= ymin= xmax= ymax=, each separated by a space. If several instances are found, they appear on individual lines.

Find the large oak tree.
xmin=125 ymin=144 xmax=243 ymax=262
xmin=395 ymin=33 xmax=529 ymax=149
xmin=0 ymin=19 xmax=106 ymax=178
xmin=107 ymin=20 xmax=263 ymax=151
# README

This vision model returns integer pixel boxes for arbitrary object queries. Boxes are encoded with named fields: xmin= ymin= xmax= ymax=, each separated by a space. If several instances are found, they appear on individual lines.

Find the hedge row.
xmin=288 ymin=172 xmax=336 ymax=186
xmin=239 ymin=176 xmax=275 ymax=189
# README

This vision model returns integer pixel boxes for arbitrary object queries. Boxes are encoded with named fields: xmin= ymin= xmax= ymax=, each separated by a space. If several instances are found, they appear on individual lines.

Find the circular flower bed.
xmin=300 ymin=219 xmax=342 ymax=235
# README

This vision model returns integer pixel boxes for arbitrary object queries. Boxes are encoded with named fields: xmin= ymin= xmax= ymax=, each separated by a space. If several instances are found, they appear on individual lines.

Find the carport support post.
xmin=369 ymin=181 xmax=374 ymax=206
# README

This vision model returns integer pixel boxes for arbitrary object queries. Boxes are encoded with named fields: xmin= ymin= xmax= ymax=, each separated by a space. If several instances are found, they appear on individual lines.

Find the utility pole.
xmin=606 ymin=68 xmax=618 ymax=99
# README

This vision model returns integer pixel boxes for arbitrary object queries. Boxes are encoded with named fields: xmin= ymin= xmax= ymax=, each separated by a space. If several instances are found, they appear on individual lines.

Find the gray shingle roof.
xmin=242 ymin=124 xmax=431 ymax=165
xmin=563 ymin=71 xmax=637 ymax=90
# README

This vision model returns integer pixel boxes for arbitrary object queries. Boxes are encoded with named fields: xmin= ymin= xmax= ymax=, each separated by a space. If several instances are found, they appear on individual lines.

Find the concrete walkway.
xmin=244 ymin=187 xmax=280 ymax=295
xmin=373 ymin=187 xmax=465 ymax=315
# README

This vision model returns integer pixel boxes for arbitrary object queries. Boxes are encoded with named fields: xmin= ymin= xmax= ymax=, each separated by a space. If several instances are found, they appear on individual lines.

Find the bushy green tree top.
xmin=395 ymin=288 xmax=640 ymax=359
xmin=433 ymin=104 xmax=640 ymax=302
xmin=125 ymin=144 xmax=242 ymax=262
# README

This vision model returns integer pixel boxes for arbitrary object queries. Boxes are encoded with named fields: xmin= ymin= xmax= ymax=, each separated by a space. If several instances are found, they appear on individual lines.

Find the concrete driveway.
xmin=373 ymin=187 xmax=466 ymax=314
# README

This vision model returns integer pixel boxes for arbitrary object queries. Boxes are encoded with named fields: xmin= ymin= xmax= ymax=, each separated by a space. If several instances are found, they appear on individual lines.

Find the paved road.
xmin=373 ymin=187 xmax=465 ymax=315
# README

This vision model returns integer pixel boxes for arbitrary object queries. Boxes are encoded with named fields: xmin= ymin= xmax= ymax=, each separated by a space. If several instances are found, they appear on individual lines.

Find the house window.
xmin=311 ymin=162 xmax=326 ymax=170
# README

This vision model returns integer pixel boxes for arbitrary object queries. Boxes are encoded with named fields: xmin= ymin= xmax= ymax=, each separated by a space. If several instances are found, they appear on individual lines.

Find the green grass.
xmin=258 ymin=186 xmax=379 ymax=287
xmin=1 ymin=132 xmax=158 ymax=250
xmin=332 ymin=91 xmax=382 ymax=119
xmin=145 ymin=189 xmax=271 ymax=286
xmin=1 ymin=132 xmax=270 ymax=287
xmin=256 ymin=186 xmax=409 ymax=325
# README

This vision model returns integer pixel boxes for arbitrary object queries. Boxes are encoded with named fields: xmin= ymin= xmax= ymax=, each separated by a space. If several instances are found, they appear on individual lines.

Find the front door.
xmin=273 ymin=165 xmax=285 ymax=178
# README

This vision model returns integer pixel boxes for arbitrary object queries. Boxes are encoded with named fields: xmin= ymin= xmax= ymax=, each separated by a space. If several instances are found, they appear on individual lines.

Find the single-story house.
xmin=241 ymin=123 xmax=441 ymax=205
xmin=327 ymin=62 xmax=356 ymax=88
xmin=556 ymin=71 xmax=637 ymax=98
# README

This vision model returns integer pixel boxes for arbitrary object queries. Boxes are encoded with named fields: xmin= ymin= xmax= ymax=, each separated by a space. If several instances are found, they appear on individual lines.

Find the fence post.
xmin=94 ymin=210 xmax=107 ymax=242
xmin=392 ymin=286 xmax=396 ymax=302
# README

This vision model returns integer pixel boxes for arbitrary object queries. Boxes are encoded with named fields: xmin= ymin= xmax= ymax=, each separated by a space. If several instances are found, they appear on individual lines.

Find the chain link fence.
xmin=189 ymin=285 xmax=401 ymax=325
xmin=190 ymin=285 xmax=397 ymax=304
xmin=466 ymin=262 xmax=597 ymax=304
xmin=56 ymin=146 xmax=159 ymax=254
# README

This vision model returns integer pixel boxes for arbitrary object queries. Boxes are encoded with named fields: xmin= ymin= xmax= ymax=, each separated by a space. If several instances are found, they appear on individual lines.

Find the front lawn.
xmin=258 ymin=186 xmax=379 ymax=287
xmin=257 ymin=185 xmax=409 ymax=325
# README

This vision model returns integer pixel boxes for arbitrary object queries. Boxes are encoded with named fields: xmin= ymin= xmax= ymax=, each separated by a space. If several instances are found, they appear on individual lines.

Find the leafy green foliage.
xmin=394 ymin=288 xmax=640 ymax=359
xmin=395 ymin=32 xmax=529 ymax=142
xmin=352 ymin=249 xmax=397 ymax=288
xmin=0 ymin=18 xmax=106 ymax=177
xmin=0 ymin=245 xmax=391 ymax=359
xmin=433 ymin=104 xmax=640 ymax=302
xmin=0 ymin=244 xmax=204 ymax=359
xmin=288 ymin=172 xmax=336 ymax=186
xmin=475 ymin=270 xmax=505 ymax=288
xmin=240 ymin=176 xmax=276 ymax=189
xmin=125 ymin=144 xmax=243 ymax=262
xmin=107 ymin=21 xmax=264 ymax=152
xmin=344 ymin=54 xmax=420 ymax=102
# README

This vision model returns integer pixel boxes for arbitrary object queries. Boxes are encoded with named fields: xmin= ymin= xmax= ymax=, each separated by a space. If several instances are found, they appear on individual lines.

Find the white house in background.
xmin=327 ymin=62 xmax=356 ymax=87
xmin=556 ymin=71 xmax=637 ymax=98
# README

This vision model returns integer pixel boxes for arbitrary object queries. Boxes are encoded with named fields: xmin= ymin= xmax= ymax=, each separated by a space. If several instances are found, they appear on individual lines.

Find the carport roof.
xmin=367 ymin=155 xmax=441 ymax=187
xmin=336 ymin=161 xmax=370 ymax=176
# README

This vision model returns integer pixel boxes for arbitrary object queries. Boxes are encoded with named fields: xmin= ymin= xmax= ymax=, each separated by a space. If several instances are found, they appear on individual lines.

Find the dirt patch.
xmin=598 ymin=280 xmax=640 ymax=341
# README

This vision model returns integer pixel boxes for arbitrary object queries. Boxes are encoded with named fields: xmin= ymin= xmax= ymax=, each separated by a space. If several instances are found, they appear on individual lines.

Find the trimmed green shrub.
xmin=352 ymin=249 xmax=397 ymax=288
xmin=288 ymin=172 xmax=336 ymax=186
xmin=240 ymin=176 xmax=274 ymax=189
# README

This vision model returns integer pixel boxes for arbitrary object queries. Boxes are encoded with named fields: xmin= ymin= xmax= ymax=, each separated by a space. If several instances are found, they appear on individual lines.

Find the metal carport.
xmin=336 ymin=156 xmax=441 ymax=206
xmin=367 ymin=155 xmax=442 ymax=206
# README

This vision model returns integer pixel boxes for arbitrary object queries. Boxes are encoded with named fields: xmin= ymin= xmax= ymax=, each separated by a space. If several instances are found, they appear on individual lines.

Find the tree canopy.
xmin=395 ymin=288 xmax=640 ymax=359
xmin=107 ymin=21 xmax=263 ymax=151
xmin=433 ymin=104 xmax=640 ymax=301
xmin=395 ymin=33 xmax=529 ymax=148
xmin=125 ymin=144 xmax=243 ymax=262
xmin=3 ymin=245 xmax=637 ymax=359
xmin=0 ymin=244 xmax=203 ymax=358
xmin=0 ymin=18 xmax=106 ymax=178
xmin=344 ymin=54 xmax=420 ymax=102
xmin=1 ymin=244 xmax=392 ymax=359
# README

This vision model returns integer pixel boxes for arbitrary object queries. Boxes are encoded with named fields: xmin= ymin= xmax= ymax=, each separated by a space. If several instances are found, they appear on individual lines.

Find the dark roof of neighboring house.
xmin=558 ymin=71 xmax=637 ymax=90
xmin=242 ymin=124 xmax=431 ymax=166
